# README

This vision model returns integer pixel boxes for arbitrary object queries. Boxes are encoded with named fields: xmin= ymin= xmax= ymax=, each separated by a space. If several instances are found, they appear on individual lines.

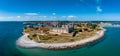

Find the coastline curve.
xmin=16 ymin=29 xmax=106 ymax=50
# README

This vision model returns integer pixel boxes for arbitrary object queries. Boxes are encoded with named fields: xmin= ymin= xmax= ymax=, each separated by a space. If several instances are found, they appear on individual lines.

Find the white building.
xmin=50 ymin=25 xmax=69 ymax=34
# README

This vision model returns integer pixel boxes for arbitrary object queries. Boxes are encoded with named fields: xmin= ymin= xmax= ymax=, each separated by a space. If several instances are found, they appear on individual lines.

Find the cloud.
xmin=96 ymin=6 xmax=102 ymax=12
xmin=24 ymin=13 xmax=38 ymax=15
xmin=68 ymin=15 xmax=76 ymax=18
xmin=61 ymin=16 xmax=67 ymax=18
xmin=96 ymin=0 xmax=102 ymax=13
xmin=7 ymin=16 xmax=14 ymax=19
xmin=17 ymin=16 xmax=21 ymax=18
xmin=52 ymin=13 xmax=56 ymax=15
xmin=43 ymin=16 xmax=47 ymax=18
xmin=67 ymin=15 xmax=79 ymax=21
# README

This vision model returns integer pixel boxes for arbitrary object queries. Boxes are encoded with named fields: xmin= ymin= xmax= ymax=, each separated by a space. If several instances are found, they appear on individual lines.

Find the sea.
xmin=0 ymin=21 xmax=120 ymax=56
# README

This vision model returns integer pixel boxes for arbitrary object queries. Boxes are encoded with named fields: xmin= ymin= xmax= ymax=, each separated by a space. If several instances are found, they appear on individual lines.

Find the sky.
xmin=0 ymin=0 xmax=120 ymax=21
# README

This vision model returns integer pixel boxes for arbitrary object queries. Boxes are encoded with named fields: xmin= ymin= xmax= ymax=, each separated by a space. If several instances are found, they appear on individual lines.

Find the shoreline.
xmin=16 ymin=29 xmax=106 ymax=50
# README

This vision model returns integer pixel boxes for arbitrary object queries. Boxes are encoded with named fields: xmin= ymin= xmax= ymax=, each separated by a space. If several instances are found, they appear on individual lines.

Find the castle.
xmin=49 ymin=24 xmax=74 ymax=35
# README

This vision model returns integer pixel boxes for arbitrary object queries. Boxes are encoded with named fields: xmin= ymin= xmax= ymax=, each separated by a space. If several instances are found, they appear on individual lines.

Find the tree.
xmin=34 ymin=27 xmax=39 ymax=30
xmin=72 ymin=31 xmax=78 ymax=37
xmin=32 ymin=34 xmax=37 ymax=37
xmin=92 ymin=24 xmax=97 ymax=29
xmin=29 ymin=25 xmax=34 ymax=28
xmin=79 ymin=29 xmax=82 ymax=32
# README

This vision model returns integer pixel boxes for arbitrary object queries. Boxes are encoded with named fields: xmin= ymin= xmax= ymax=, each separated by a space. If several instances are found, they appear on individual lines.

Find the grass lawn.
xmin=28 ymin=31 xmax=96 ymax=43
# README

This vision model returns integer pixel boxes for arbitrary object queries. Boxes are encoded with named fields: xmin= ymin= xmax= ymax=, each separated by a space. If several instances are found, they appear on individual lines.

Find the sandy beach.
xmin=16 ymin=29 xmax=106 ymax=50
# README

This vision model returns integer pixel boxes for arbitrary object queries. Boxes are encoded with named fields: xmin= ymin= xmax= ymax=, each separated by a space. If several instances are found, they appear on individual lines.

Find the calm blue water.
xmin=0 ymin=22 xmax=120 ymax=56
